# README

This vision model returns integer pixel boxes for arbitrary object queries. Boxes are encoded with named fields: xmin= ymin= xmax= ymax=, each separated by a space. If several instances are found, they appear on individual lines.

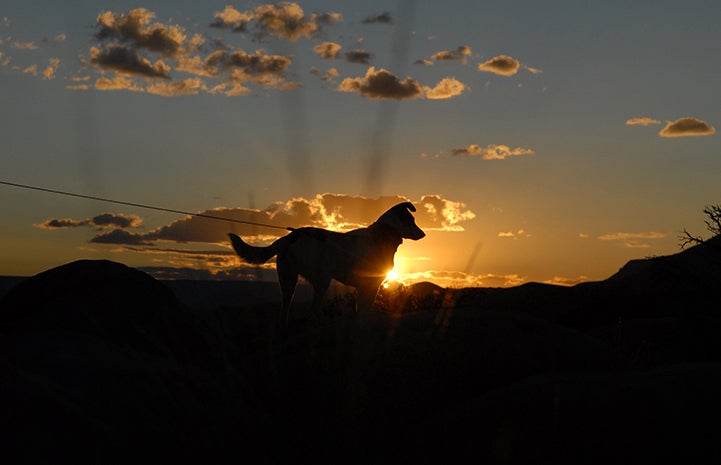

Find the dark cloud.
xmin=431 ymin=45 xmax=472 ymax=62
xmin=478 ymin=55 xmax=520 ymax=76
xmin=361 ymin=12 xmax=393 ymax=24
xmin=89 ymin=45 xmax=171 ymax=78
xmin=210 ymin=3 xmax=342 ymax=42
xmin=338 ymin=67 xmax=423 ymax=100
xmin=35 ymin=213 xmax=143 ymax=230
xmin=343 ymin=50 xmax=373 ymax=64
xmin=95 ymin=8 xmax=187 ymax=57
xmin=91 ymin=229 xmax=154 ymax=245
xmin=35 ymin=218 xmax=85 ymax=229
xmin=659 ymin=117 xmax=716 ymax=138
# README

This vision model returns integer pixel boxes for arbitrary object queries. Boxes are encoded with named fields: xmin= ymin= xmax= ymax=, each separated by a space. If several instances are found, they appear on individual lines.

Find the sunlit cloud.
xmin=95 ymin=76 xmax=144 ymax=92
xmin=210 ymin=2 xmax=342 ymax=41
xmin=402 ymin=270 xmax=526 ymax=288
xmin=431 ymin=45 xmax=472 ymax=63
xmin=339 ymin=67 xmax=465 ymax=100
xmin=598 ymin=231 xmax=666 ymax=248
xmin=658 ymin=117 xmax=715 ymax=138
xmin=12 ymin=41 xmax=38 ymax=50
xmin=312 ymin=41 xmax=341 ymax=59
xmin=424 ymin=77 xmax=465 ymax=100
xmin=451 ymin=144 xmax=534 ymax=160
xmin=42 ymin=57 xmax=59 ymax=80
xmin=38 ymin=194 xmax=475 ymax=247
xmin=523 ymin=65 xmax=543 ymax=74
xmin=22 ymin=64 xmax=38 ymax=76
xmin=626 ymin=117 xmax=661 ymax=126
xmin=95 ymin=8 xmax=187 ymax=57
xmin=54 ymin=33 xmax=67 ymax=42
xmin=478 ymin=55 xmax=520 ymax=76
xmin=543 ymin=275 xmax=589 ymax=286
xmin=498 ymin=229 xmax=528 ymax=239
xmin=360 ymin=12 xmax=393 ymax=24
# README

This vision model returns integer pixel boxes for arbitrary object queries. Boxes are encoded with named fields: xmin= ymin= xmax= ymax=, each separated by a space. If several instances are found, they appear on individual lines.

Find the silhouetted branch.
xmin=702 ymin=204 xmax=721 ymax=237
xmin=678 ymin=203 xmax=721 ymax=250
xmin=678 ymin=228 xmax=704 ymax=250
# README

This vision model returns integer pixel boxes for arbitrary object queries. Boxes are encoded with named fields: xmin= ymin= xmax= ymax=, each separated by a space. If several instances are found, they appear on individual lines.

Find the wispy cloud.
xmin=659 ymin=117 xmax=715 ymax=138
xmin=451 ymin=144 xmax=535 ymax=160
xmin=42 ymin=58 xmax=59 ymax=80
xmin=12 ymin=41 xmax=38 ymax=50
xmin=626 ymin=117 xmax=661 ymax=126
xmin=598 ymin=231 xmax=666 ymax=248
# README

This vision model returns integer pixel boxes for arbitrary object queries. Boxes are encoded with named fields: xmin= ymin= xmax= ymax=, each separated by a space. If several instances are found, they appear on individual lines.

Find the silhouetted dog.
xmin=229 ymin=202 xmax=425 ymax=325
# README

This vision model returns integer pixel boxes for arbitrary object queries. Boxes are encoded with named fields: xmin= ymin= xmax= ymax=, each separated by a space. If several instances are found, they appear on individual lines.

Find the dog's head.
xmin=377 ymin=202 xmax=425 ymax=240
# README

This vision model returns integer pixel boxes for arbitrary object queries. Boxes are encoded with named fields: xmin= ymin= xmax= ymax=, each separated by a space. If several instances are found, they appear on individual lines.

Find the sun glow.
xmin=383 ymin=268 xmax=400 ymax=288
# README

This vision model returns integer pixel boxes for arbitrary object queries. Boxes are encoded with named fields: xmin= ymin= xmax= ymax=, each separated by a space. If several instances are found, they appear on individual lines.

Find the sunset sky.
xmin=1 ymin=1 xmax=719 ymax=287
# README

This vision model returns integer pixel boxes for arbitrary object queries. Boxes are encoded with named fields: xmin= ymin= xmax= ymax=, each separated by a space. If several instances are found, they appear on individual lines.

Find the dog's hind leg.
xmin=309 ymin=278 xmax=330 ymax=320
xmin=276 ymin=259 xmax=298 ymax=328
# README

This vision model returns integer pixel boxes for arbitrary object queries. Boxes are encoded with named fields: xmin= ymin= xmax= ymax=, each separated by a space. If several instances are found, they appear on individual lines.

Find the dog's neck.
xmin=367 ymin=221 xmax=404 ymax=248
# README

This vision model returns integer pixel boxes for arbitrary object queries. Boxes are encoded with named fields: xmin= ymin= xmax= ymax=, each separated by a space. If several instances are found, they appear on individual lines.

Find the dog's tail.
xmin=228 ymin=233 xmax=288 ymax=264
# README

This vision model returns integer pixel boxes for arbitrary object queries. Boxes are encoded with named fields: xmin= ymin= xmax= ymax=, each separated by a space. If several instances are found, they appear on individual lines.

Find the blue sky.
xmin=1 ymin=0 xmax=719 ymax=286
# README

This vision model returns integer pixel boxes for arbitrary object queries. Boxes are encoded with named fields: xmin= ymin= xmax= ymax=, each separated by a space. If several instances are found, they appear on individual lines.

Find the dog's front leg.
xmin=356 ymin=278 xmax=383 ymax=313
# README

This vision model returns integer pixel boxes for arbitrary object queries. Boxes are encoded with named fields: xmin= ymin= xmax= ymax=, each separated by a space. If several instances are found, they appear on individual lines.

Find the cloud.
xmin=35 ymin=213 xmax=143 ymax=230
xmin=210 ymin=5 xmax=253 ymax=31
xmin=344 ymin=50 xmax=373 ymax=64
xmin=95 ymin=8 xmax=187 ymax=57
xmin=210 ymin=2 xmax=342 ymax=41
xmin=339 ymin=67 xmax=423 ymax=100
xmin=543 ymin=275 xmax=589 ymax=286
xmin=95 ymin=76 xmax=144 ymax=92
xmin=42 ymin=57 xmax=59 ymax=80
xmin=451 ymin=144 xmax=535 ymax=160
xmin=598 ymin=231 xmax=666 ymax=248
xmin=401 ymin=270 xmax=526 ymax=288
xmin=626 ymin=117 xmax=661 ymax=126
xmin=22 ymin=64 xmax=38 ymax=76
xmin=361 ymin=12 xmax=393 ymax=24
xmin=62 ymin=194 xmax=474 ymax=246
xmin=658 ymin=117 xmax=715 ymax=138
xmin=424 ymin=77 xmax=465 ymax=100
xmin=523 ymin=65 xmax=543 ymax=74
xmin=89 ymin=45 xmax=171 ymax=78
xmin=146 ymin=78 xmax=206 ymax=97
xmin=414 ymin=59 xmax=433 ymax=66
xmin=431 ymin=45 xmax=472 ymax=63
xmin=478 ymin=55 xmax=520 ymax=76
xmin=55 ymin=33 xmax=67 ymax=42
xmin=12 ymin=41 xmax=38 ymax=50
xmin=313 ymin=41 xmax=341 ymax=59
xmin=91 ymin=229 xmax=154 ymax=246
xmin=339 ymin=67 xmax=465 ymax=100
xmin=498 ymin=229 xmax=528 ymax=239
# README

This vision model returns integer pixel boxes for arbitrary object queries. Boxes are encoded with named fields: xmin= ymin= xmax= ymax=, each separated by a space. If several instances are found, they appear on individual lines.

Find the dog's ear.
xmin=394 ymin=201 xmax=416 ymax=213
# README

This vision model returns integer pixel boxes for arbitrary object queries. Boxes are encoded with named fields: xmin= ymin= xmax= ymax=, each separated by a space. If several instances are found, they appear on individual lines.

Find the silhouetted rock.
xmin=0 ymin=260 xmax=266 ymax=464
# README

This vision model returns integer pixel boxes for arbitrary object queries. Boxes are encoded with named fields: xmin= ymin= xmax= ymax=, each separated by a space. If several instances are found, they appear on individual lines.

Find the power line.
xmin=0 ymin=180 xmax=291 ymax=231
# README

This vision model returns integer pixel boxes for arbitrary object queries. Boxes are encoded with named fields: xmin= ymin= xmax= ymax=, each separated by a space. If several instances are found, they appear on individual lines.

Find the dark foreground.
xmin=2 ymin=236 xmax=721 ymax=464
